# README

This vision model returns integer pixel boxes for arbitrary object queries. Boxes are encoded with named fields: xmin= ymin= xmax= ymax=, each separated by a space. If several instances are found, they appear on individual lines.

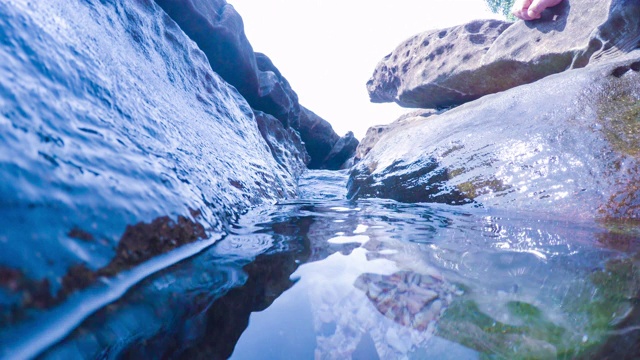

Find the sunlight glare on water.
xmin=16 ymin=170 xmax=640 ymax=359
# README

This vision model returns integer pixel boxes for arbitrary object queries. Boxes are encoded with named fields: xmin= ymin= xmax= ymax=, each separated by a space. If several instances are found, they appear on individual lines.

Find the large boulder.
xmin=255 ymin=110 xmax=310 ymax=179
xmin=368 ymin=0 xmax=640 ymax=109
xmin=152 ymin=0 xmax=354 ymax=168
xmin=154 ymin=0 xmax=261 ymax=104
xmin=355 ymin=110 xmax=440 ymax=162
xmin=0 ymin=0 xmax=295 ymax=336
xmin=367 ymin=19 xmax=512 ymax=108
xmin=297 ymin=106 xmax=344 ymax=170
xmin=350 ymin=51 xmax=640 ymax=219
xmin=254 ymin=52 xmax=301 ymax=128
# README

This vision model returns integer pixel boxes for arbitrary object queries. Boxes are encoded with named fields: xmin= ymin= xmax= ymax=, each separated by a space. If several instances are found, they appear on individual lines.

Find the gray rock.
xmin=0 ymin=0 xmax=294 ymax=311
xmin=323 ymin=132 xmax=360 ymax=170
xmin=255 ymin=53 xmax=301 ymax=128
xmin=350 ymin=51 xmax=640 ymax=219
xmin=154 ymin=0 xmax=262 ymax=104
xmin=368 ymin=0 xmax=640 ymax=109
xmin=355 ymin=110 xmax=440 ymax=162
xmin=367 ymin=19 xmax=512 ymax=108
xmin=152 ymin=1 xmax=350 ymax=169
xmin=255 ymin=110 xmax=310 ymax=180
xmin=297 ymin=106 xmax=341 ymax=169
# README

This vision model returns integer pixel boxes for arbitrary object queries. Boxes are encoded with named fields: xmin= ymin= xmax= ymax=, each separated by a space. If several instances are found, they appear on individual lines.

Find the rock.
xmin=354 ymin=271 xmax=454 ymax=331
xmin=297 ymin=106 xmax=340 ymax=169
xmin=367 ymin=19 xmax=512 ymax=108
xmin=255 ymin=52 xmax=301 ymax=128
xmin=153 ymin=1 xmax=300 ymax=125
xmin=355 ymin=110 xmax=439 ymax=162
xmin=323 ymin=132 xmax=360 ymax=170
xmin=368 ymin=0 xmax=640 ymax=109
xmin=0 ymin=0 xmax=294 ymax=312
xmin=255 ymin=110 xmax=310 ymax=179
xmin=154 ymin=0 xmax=261 ymax=105
xmin=487 ymin=0 xmax=640 ymax=68
xmin=152 ymin=0 xmax=350 ymax=168
xmin=349 ymin=51 xmax=640 ymax=219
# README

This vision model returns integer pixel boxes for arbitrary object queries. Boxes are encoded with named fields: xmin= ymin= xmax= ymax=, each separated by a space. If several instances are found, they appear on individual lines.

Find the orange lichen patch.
xmin=0 ymin=267 xmax=54 ymax=310
xmin=67 ymin=227 xmax=95 ymax=242
xmin=0 ymin=212 xmax=208 ymax=324
xmin=98 ymin=215 xmax=207 ymax=277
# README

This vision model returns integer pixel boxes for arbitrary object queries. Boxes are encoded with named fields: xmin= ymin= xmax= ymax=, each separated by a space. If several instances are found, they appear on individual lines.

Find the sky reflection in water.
xmin=26 ymin=170 xmax=640 ymax=359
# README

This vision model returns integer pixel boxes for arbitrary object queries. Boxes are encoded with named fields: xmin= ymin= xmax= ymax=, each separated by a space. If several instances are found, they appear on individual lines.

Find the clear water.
xmin=6 ymin=170 xmax=640 ymax=359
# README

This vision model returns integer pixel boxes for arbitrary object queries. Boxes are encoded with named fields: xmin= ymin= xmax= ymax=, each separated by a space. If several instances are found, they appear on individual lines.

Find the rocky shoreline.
xmin=0 ymin=0 xmax=357 ymax=330
xmin=352 ymin=0 xmax=640 ymax=220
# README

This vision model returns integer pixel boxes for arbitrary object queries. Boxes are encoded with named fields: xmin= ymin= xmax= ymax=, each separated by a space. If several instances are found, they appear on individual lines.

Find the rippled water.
xmin=3 ymin=170 xmax=640 ymax=359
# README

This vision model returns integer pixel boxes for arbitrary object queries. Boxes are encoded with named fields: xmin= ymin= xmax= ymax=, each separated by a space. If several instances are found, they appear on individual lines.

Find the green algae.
xmin=456 ymin=177 xmax=511 ymax=200
xmin=599 ymin=93 xmax=640 ymax=157
xmin=435 ymin=253 xmax=640 ymax=359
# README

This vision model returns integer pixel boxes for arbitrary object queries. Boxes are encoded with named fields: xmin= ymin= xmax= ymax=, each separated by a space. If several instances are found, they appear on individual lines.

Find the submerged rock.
xmin=0 ymin=0 xmax=295 ymax=317
xmin=350 ymin=51 xmax=640 ymax=219
xmin=354 ymin=271 xmax=454 ymax=332
xmin=368 ymin=0 xmax=640 ymax=109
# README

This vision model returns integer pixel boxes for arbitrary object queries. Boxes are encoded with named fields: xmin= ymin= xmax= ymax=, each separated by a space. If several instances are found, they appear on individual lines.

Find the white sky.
xmin=229 ymin=0 xmax=503 ymax=139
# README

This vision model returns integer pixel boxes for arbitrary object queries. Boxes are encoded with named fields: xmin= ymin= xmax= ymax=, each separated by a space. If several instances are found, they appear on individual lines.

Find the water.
xmin=2 ymin=170 xmax=639 ymax=359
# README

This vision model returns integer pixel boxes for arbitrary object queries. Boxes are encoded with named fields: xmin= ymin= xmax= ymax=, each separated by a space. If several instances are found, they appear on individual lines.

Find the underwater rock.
xmin=368 ymin=0 xmax=640 ymax=109
xmin=350 ymin=51 xmax=640 ymax=219
xmin=354 ymin=271 xmax=454 ymax=331
xmin=0 ymin=0 xmax=295 ymax=316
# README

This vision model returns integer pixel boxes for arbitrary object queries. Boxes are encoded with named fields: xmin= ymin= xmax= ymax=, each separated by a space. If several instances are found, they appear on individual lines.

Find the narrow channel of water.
xmin=30 ymin=170 xmax=640 ymax=359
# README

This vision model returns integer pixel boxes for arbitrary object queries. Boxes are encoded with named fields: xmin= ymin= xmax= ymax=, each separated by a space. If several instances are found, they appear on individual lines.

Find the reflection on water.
xmin=3 ymin=170 xmax=639 ymax=359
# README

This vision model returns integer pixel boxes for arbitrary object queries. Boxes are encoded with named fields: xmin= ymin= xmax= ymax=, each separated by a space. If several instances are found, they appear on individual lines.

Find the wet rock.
xmin=367 ymin=19 xmax=512 ymax=108
xmin=0 ymin=0 xmax=294 ymax=314
xmin=322 ymin=132 xmax=359 ymax=170
xmin=255 ymin=110 xmax=310 ymax=180
xmin=154 ymin=0 xmax=261 ymax=105
xmin=354 ymin=271 xmax=455 ymax=331
xmin=297 ymin=106 xmax=340 ymax=169
xmin=350 ymin=51 xmax=640 ymax=219
xmin=254 ymin=53 xmax=301 ymax=128
xmin=368 ymin=0 xmax=640 ymax=109
xmin=355 ymin=110 xmax=440 ymax=162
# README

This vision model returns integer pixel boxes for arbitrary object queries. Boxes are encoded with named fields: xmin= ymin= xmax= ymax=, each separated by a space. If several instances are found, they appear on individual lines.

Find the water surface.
xmin=10 ymin=170 xmax=640 ymax=359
